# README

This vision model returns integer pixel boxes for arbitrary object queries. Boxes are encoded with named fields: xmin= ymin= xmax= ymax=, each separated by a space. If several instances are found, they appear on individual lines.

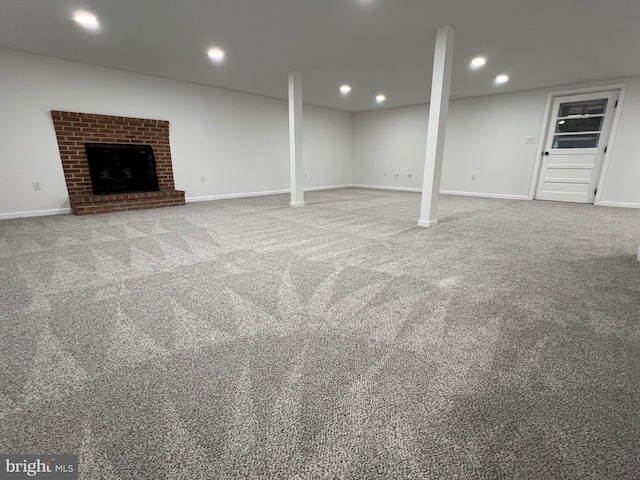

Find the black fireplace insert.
xmin=85 ymin=143 xmax=160 ymax=195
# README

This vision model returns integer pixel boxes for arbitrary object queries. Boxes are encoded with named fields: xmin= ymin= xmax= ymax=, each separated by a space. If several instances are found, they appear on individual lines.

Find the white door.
xmin=535 ymin=91 xmax=618 ymax=203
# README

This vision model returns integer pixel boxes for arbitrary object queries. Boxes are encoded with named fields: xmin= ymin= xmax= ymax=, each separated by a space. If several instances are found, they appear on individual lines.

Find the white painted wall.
xmin=353 ymin=79 xmax=640 ymax=207
xmin=2 ymin=48 xmax=639 ymax=219
xmin=353 ymin=92 xmax=546 ymax=199
xmin=441 ymin=90 xmax=544 ymax=199
xmin=0 ymin=49 xmax=352 ymax=218
xmin=598 ymin=77 xmax=640 ymax=207
xmin=303 ymin=104 xmax=352 ymax=191
xmin=351 ymin=105 xmax=427 ymax=191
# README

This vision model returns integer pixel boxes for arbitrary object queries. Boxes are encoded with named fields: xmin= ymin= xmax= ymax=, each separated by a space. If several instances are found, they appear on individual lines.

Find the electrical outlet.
xmin=525 ymin=136 xmax=537 ymax=144
xmin=384 ymin=172 xmax=387 ymax=177
xmin=304 ymin=173 xmax=307 ymax=178
xmin=200 ymin=176 xmax=205 ymax=183
xmin=471 ymin=174 xmax=476 ymax=180
xmin=32 ymin=181 xmax=42 ymax=190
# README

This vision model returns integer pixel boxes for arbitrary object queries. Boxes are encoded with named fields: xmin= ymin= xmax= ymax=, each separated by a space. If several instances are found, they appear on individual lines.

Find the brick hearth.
xmin=51 ymin=110 xmax=185 ymax=215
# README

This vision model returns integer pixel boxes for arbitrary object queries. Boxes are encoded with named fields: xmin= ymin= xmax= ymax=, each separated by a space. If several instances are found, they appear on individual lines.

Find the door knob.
xmin=544 ymin=151 xmax=550 ymax=156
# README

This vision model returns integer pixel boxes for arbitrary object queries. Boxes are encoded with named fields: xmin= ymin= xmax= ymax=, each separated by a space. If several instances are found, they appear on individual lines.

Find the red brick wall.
xmin=51 ymin=110 xmax=185 ymax=215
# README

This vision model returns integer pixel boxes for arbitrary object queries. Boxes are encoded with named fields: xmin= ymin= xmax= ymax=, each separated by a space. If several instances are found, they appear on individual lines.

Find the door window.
xmin=552 ymin=99 xmax=608 ymax=149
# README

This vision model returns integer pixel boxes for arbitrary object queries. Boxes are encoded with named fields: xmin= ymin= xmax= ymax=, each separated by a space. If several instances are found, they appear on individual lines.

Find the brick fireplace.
xmin=51 ymin=110 xmax=185 ymax=215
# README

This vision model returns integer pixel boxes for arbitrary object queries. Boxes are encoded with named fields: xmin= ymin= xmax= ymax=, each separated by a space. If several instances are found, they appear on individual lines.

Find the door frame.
xmin=528 ymin=84 xmax=627 ymax=204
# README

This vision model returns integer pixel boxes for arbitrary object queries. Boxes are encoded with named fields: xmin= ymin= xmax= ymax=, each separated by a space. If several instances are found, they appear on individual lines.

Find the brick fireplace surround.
xmin=51 ymin=111 xmax=185 ymax=215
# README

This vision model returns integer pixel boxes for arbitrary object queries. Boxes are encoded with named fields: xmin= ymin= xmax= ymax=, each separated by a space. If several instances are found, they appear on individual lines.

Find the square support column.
xmin=418 ymin=26 xmax=455 ymax=227
xmin=288 ymin=71 xmax=305 ymax=207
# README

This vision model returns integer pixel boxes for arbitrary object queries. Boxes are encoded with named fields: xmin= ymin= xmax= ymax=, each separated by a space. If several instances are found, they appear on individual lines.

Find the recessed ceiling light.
xmin=376 ymin=94 xmax=386 ymax=103
xmin=73 ymin=11 xmax=98 ymax=28
xmin=340 ymin=84 xmax=352 ymax=94
xmin=471 ymin=56 xmax=486 ymax=68
xmin=495 ymin=74 xmax=509 ymax=84
xmin=207 ymin=47 xmax=225 ymax=62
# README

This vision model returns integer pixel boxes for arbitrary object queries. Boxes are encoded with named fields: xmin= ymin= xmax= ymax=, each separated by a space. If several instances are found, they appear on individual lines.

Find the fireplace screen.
xmin=85 ymin=143 xmax=160 ymax=195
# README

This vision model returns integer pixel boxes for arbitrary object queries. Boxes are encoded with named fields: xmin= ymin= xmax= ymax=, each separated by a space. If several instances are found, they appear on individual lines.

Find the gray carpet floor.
xmin=1 ymin=188 xmax=639 ymax=479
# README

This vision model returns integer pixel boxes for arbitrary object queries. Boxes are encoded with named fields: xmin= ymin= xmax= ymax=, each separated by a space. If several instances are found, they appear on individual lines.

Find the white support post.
xmin=288 ymin=71 xmax=305 ymax=207
xmin=418 ymin=26 xmax=455 ymax=227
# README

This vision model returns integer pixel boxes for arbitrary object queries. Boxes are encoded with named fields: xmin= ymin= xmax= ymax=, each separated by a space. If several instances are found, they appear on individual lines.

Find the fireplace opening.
xmin=85 ymin=143 xmax=160 ymax=195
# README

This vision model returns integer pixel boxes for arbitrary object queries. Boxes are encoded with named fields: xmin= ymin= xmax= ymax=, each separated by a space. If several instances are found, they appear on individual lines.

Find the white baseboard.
xmin=351 ymin=185 xmax=530 ymax=200
xmin=1 ymin=186 xmax=351 ymax=219
xmin=186 ymin=189 xmax=290 ymax=203
xmin=596 ymin=200 xmax=640 ymax=209
xmin=187 ymin=186 xmax=537 ymax=203
xmin=305 ymin=184 xmax=352 ymax=192
xmin=350 ymin=184 xmax=422 ymax=193
xmin=0 ymin=207 xmax=71 ymax=220
xmin=186 ymin=184 xmax=351 ymax=203
xmin=439 ymin=190 xmax=529 ymax=201
xmin=6 ymin=188 xmax=635 ymax=219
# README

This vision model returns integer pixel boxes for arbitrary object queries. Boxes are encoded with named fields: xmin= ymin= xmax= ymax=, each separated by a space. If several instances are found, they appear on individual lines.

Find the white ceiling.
xmin=1 ymin=0 xmax=639 ymax=112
